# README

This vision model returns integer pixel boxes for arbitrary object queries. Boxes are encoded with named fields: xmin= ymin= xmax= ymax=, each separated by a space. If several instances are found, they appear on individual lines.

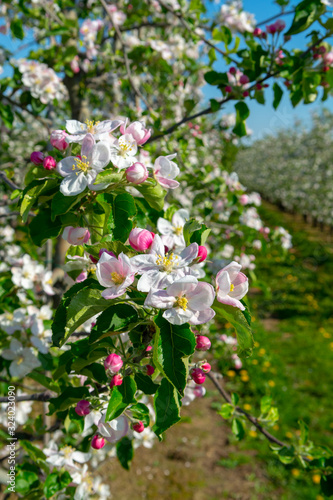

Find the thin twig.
xmin=0 ymin=171 xmax=20 ymax=191
xmin=100 ymin=0 xmax=152 ymax=111
xmin=257 ymin=9 xmax=295 ymax=27
xmin=207 ymin=371 xmax=286 ymax=448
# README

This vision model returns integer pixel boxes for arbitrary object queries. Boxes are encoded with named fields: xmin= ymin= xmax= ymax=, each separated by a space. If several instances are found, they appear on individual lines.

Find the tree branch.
xmin=257 ymin=9 xmax=295 ymax=27
xmin=0 ymin=171 xmax=20 ymax=191
xmin=100 ymin=0 xmax=152 ymax=111
xmin=207 ymin=371 xmax=286 ymax=448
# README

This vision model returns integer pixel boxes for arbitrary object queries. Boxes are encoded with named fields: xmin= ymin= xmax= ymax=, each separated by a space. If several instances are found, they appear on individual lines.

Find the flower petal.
xmin=60 ymin=173 xmax=88 ymax=196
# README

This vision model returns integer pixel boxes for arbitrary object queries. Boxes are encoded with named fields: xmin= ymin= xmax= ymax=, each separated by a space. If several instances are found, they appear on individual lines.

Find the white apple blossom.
xmin=44 ymin=442 xmax=91 ymax=470
xmin=157 ymin=209 xmax=189 ymax=249
xmin=0 ymin=308 xmax=27 ymax=334
xmin=2 ymin=339 xmax=41 ymax=377
xmin=216 ymin=261 xmax=248 ymax=311
xmin=96 ymin=252 xmax=135 ymax=299
xmin=57 ymin=134 xmax=110 ymax=196
xmin=153 ymin=154 xmax=180 ymax=189
xmin=109 ymin=133 xmax=138 ymax=169
xmin=98 ymin=414 xmax=129 ymax=443
xmin=65 ymin=119 xmax=123 ymax=143
xmin=131 ymin=235 xmax=198 ymax=292
xmin=145 ymin=275 xmax=215 ymax=325
xmin=133 ymin=427 xmax=156 ymax=449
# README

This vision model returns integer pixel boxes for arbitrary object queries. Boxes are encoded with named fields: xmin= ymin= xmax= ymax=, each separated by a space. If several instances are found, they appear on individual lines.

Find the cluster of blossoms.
xmin=14 ymin=59 xmax=68 ymax=104
xmin=80 ymin=19 xmax=104 ymax=60
xmin=219 ymin=0 xmax=256 ymax=33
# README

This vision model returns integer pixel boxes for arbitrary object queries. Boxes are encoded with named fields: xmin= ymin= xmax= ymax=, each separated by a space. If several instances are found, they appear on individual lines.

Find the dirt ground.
xmin=97 ymin=379 xmax=281 ymax=500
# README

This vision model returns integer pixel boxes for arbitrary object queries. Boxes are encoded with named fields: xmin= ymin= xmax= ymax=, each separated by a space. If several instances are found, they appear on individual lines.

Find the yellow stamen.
xmin=61 ymin=445 xmax=74 ymax=458
xmin=173 ymin=226 xmax=183 ymax=236
xmin=84 ymin=119 xmax=100 ymax=133
xmin=155 ymin=253 xmax=179 ymax=272
xmin=111 ymin=272 xmax=124 ymax=285
xmin=230 ymin=284 xmax=235 ymax=292
xmin=118 ymin=138 xmax=134 ymax=156
xmin=73 ymin=155 xmax=90 ymax=175
xmin=17 ymin=356 xmax=24 ymax=366
xmin=174 ymin=296 xmax=188 ymax=311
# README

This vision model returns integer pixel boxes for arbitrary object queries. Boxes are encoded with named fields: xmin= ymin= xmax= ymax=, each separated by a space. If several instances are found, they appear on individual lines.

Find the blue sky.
xmin=206 ymin=0 xmax=333 ymax=139
xmin=1 ymin=0 xmax=332 ymax=139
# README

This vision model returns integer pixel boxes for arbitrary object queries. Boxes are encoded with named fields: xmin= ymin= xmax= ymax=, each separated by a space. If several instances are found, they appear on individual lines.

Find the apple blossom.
xmin=50 ymin=130 xmax=68 ymax=151
xmin=133 ymin=427 xmax=156 ymax=449
xmin=153 ymin=154 xmax=180 ymax=189
xmin=91 ymin=435 xmax=105 ymax=450
xmin=30 ymin=151 xmax=44 ymax=165
xmin=131 ymin=235 xmax=199 ymax=292
xmin=57 ymin=134 xmax=110 ymax=196
xmin=43 ymin=156 xmax=56 ymax=170
xmin=120 ymin=120 xmax=151 ymax=145
xmin=104 ymin=353 xmax=123 ymax=373
xmin=98 ymin=414 xmax=129 ymax=443
xmin=145 ymin=276 xmax=215 ymax=325
xmin=2 ymin=339 xmax=41 ymax=377
xmin=126 ymin=162 xmax=148 ymax=184
xmin=96 ymin=252 xmax=135 ymax=299
xmin=109 ymin=133 xmax=138 ymax=169
xmin=132 ymin=421 xmax=145 ymax=433
xmin=110 ymin=374 xmax=123 ymax=388
xmin=190 ymin=367 xmax=206 ymax=385
xmin=129 ymin=228 xmax=155 ymax=252
xmin=157 ymin=209 xmax=189 ymax=249
xmin=75 ymin=400 xmax=91 ymax=416
xmin=62 ymin=226 xmax=90 ymax=246
xmin=216 ymin=261 xmax=249 ymax=311
xmin=65 ymin=118 xmax=123 ymax=143
xmin=44 ymin=442 xmax=91 ymax=468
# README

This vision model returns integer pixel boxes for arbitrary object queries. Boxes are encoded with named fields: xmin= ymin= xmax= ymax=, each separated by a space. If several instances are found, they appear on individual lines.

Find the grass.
xmin=219 ymin=201 xmax=333 ymax=499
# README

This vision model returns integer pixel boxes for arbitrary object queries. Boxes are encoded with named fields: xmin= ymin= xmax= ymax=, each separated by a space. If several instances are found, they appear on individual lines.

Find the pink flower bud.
xmin=110 ymin=374 xmax=123 ymax=388
xmin=91 ymin=435 xmax=105 ymax=449
xmin=104 ymin=353 xmax=123 ymax=374
xmin=256 ymin=83 xmax=263 ymax=90
xmin=129 ymin=228 xmax=155 ymax=252
xmin=50 ymin=130 xmax=68 ymax=151
xmin=229 ymin=66 xmax=237 ymax=75
xmin=126 ymin=162 xmax=148 ymax=184
xmin=274 ymin=19 xmax=286 ymax=32
xmin=75 ymin=400 xmax=90 ymax=416
xmin=146 ymin=345 xmax=153 ymax=352
xmin=201 ymin=362 xmax=211 ymax=373
xmin=242 ymin=91 xmax=249 ymax=97
xmin=190 ymin=368 xmax=206 ymax=385
xmin=146 ymin=364 xmax=155 ymax=376
xmin=30 ymin=151 xmax=44 ymax=165
xmin=225 ymin=85 xmax=233 ymax=93
xmin=266 ymin=23 xmax=277 ymax=35
xmin=197 ymin=245 xmax=208 ymax=263
xmin=195 ymin=335 xmax=211 ymax=351
xmin=323 ymin=51 xmax=333 ymax=65
xmin=239 ymin=74 xmax=250 ymax=85
xmin=253 ymin=27 xmax=262 ymax=37
xmin=43 ymin=156 xmax=56 ymax=170
xmin=62 ymin=226 xmax=90 ymax=246
xmin=89 ymin=254 xmax=99 ymax=264
xmin=132 ymin=421 xmax=145 ymax=433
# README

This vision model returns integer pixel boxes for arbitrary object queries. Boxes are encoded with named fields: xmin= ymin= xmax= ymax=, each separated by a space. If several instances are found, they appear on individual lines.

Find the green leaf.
xmin=105 ymin=376 xmax=137 ymax=421
xmin=219 ymin=403 xmax=234 ymax=419
xmin=65 ymin=288 xmax=110 ymax=342
xmin=134 ymin=373 xmax=159 ymax=394
xmin=285 ymin=1 xmax=324 ymax=36
xmin=20 ymin=441 xmax=47 ymax=472
xmin=80 ymin=363 xmax=108 ymax=384
xmin=96 ymin=192 xmax=114 ymax=234
xmin=21 ymin=179 xmax=59 ymax=222
xmin=278 ymin=446 xmax=296 ymax=464
xmin=29 ymin=211 xmax=63 ymax=246
xmin=113 ymin=193 xmax=136 ymax=242
xmin=51 ymin=191 xmax=85 ymax=220
xmin=321 ymin=475 xmax=333 ymax=497
xmin=48 ymin=386 xmax=90 ymax=415
xmin=214 ymin=301 xmax=254 ymax=358
xmin=232 ymin=418 xmax=245 ymax=440
xmin=116 ymin=437 xmax=133 ymax=470
xmin=210 ymin=98 xmax=221 ymax=112
xmin=130 ymin=402 xmax=150 ymax=427
xmin=89 ymin=303 xmax=138 ymax=343
xmin=0 ymin=102 xmax=15 ymax=128
xmin=233 ymin=102 xmax=250 ymax=138
xmin=260 ymin=395 xmax=272 ymax=414
xmin=153 ymin=314 xmax=196 ymax=395
xmin=95 ymin=170 xmax=124 ymax=185
xmin=273 ymin=82 xmax=283 ymax=110
xmin=10 ymin=18 xmax=24 ymax=40
xmin=43 ymin=471 xmax=72 ymax=499
xmin=204 ymin=71 xmax=228 ymax=86
xmin=135 ymin=179 xmax=167 ymax=212
xmin=152 ymin=378 xmax=181 ymax=438
xmin=298 ymin=420 xmax=309 ymax=446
